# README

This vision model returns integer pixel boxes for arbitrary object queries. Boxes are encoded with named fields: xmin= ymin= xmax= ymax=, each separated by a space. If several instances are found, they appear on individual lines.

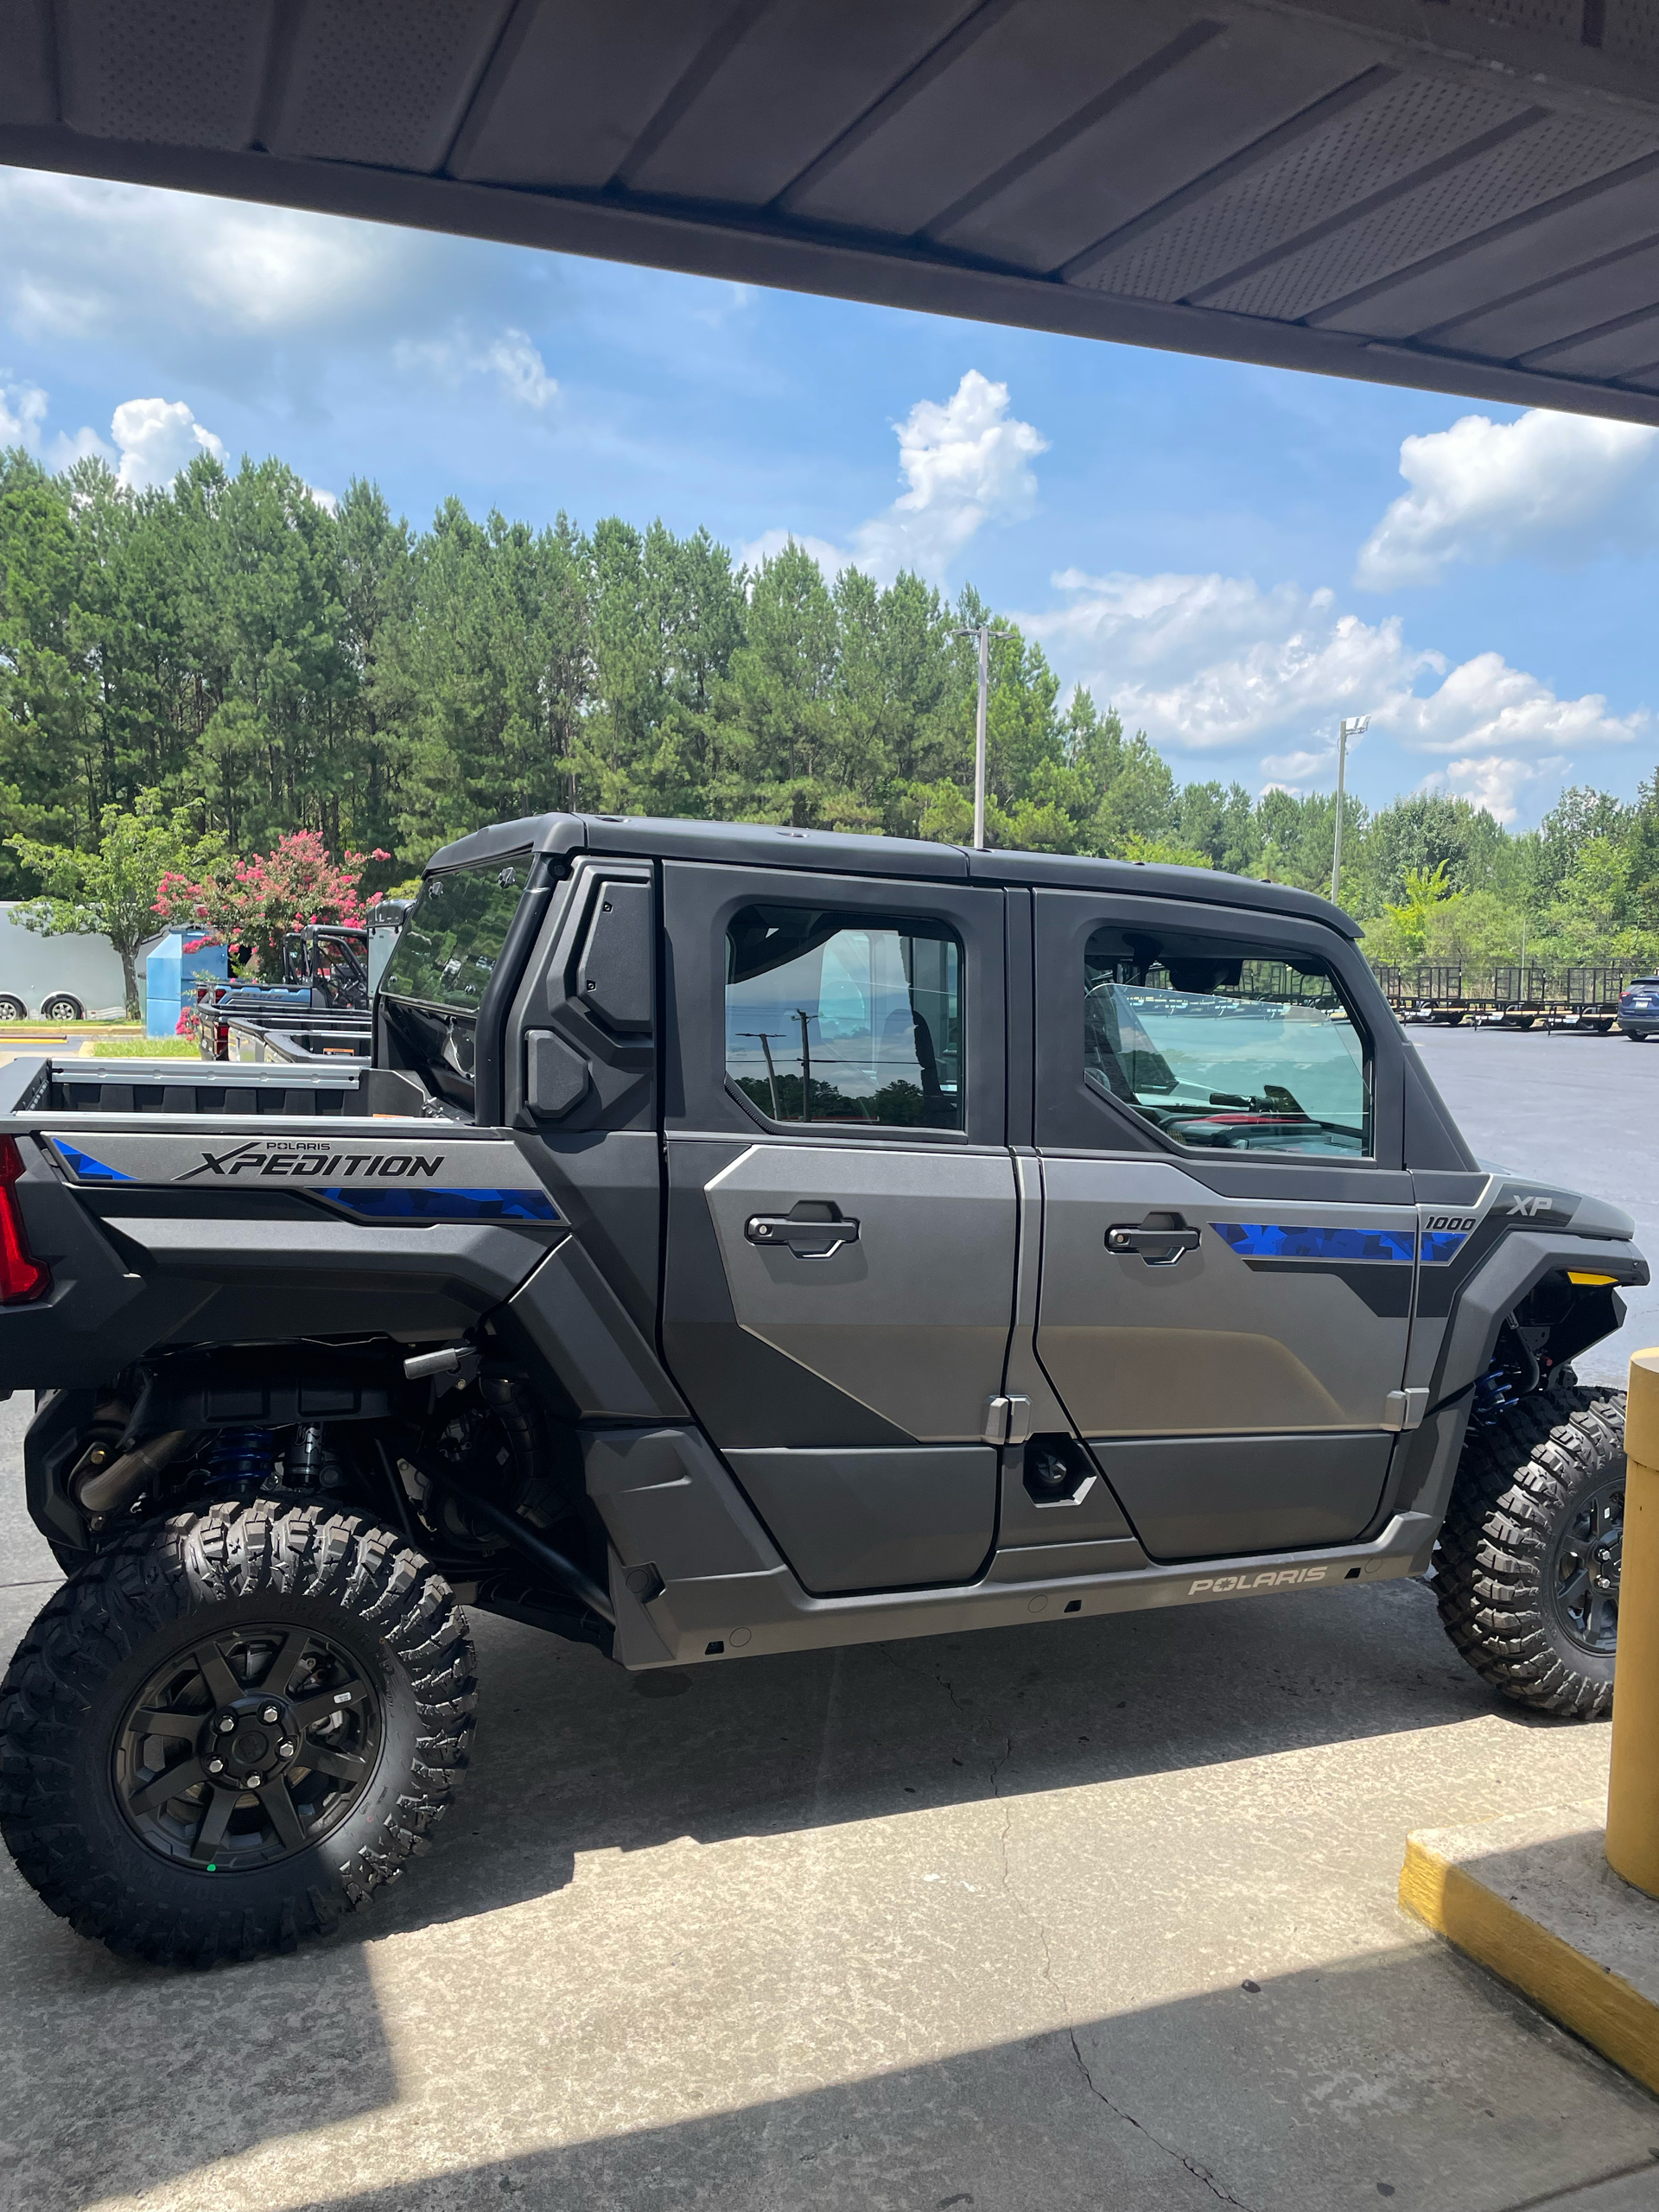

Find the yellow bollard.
xmin=1605 ymin=1346 xmax=1659 ymax=1898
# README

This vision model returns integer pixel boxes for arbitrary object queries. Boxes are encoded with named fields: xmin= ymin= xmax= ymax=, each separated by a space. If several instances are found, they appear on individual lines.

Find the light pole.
xmin=954 ymin=622 xmax=1011 ymax=850
xmin=1331 ymin=714 xmax=1369 ymax=907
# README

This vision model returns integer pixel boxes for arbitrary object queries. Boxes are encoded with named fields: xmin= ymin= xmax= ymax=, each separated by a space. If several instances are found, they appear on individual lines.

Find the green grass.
xmin=79 ymin=1036 xmax=200 ymax=1058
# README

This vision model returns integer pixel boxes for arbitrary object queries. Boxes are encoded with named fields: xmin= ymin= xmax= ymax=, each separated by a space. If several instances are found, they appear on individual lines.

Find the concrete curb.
xmin=1400 ymin=1800 xmax=1659 ymax=2100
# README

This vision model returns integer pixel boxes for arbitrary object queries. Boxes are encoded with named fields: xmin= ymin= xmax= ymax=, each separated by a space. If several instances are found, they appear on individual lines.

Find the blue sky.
xmin=4 ymin=163 xmax=1657 ymax=831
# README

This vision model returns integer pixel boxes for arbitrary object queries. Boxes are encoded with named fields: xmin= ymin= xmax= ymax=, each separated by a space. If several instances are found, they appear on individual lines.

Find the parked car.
xmin=1617 ymin=976 xmax=1659 ymax=1040
xmin=0 ymin=813 xmax=1645 ymax=1964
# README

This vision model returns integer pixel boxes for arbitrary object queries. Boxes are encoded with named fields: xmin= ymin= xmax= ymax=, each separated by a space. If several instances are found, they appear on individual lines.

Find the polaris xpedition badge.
xmin=180 ymin=1139 xmax=448 ymax=1181
xmin=48 ymin=1134 xmax=561 ymax=1225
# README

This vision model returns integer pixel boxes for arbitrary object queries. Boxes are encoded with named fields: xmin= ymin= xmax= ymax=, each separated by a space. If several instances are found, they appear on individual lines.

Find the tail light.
xmin=0 ymin=1137 xmax=49 ymax=1303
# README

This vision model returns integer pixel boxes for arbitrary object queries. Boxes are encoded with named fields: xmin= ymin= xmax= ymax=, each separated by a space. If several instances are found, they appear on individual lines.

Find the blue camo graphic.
xmin=1210 ymin=1221 xmax=1415 ymax=1263
xmin=1420 ymin=1230 xmax=1471 ymax=1264
xmin=1210 ymin=1221 xmax=1473 ymax=1265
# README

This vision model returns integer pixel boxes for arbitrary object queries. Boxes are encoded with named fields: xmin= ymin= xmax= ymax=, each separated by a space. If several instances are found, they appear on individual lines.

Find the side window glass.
xmin=726 ymin=905 xmax=962 ymax=1130
xmin=1083 ymin=925 xmax=1371 ymax=1156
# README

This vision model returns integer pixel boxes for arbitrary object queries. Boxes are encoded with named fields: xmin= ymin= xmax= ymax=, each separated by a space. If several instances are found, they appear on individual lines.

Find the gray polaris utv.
xmin=0 ymin=814 xmax=1643 ymax=1964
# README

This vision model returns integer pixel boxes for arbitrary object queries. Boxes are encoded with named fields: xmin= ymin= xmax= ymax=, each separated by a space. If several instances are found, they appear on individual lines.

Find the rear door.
xmin=1032 ymin=890 xmax=1416 ymax=1562
xmin=661 ymin=862 xmax=1015 ymax=1595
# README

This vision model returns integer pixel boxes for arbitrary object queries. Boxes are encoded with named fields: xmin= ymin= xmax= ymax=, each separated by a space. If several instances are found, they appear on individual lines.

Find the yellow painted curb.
xmin=1401 ymin=1833 xmax=1659 ymax=2097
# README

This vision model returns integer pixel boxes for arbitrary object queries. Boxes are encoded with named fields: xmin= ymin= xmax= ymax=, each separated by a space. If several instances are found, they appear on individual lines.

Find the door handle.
xmin=1107 ymin=1223 xmax=1201 ymax=1267
xmin=746 ymin=1211 xmax=860 ymax=1260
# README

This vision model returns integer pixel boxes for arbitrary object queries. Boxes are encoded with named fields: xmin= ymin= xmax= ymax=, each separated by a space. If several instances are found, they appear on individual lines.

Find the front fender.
xmin=1389 ymin=1227 xmax=1647 ymax=1564
xmin=1431 ymin=1229 xmax=1646 ymax=1412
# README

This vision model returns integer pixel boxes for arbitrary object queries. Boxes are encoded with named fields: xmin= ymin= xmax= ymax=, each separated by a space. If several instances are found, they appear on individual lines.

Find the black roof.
xmin=425 ymin=811 xmax=1359 ymax=938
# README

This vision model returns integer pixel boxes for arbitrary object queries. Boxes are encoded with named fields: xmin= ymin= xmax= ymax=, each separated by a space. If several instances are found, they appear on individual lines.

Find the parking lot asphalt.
xmin=2 ymin=1040 xmax=1657 ymax=2212
xmin=1407 ymin=1023 xmax=1659 ymax=1382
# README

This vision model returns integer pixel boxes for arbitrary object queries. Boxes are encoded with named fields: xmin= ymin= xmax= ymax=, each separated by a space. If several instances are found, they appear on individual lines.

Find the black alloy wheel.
xmin=113 ymin=1621 xmax=382 ymax=1872
xmin=1 ymin=1500 xmax=476 ymax=1964
xmin=1545 ymin=1476 xmax=1621 ymax=1656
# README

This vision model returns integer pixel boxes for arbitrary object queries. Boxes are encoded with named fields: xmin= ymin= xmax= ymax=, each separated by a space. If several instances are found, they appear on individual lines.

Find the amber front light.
xmin=0 ymin=1137 xmax=49 ymax=1303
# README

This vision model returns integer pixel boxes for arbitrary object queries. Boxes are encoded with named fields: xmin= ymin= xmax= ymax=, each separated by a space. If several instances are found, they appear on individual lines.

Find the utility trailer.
xmin=1544 ymin=970 xmax=1625 ymax=1034
xmin=1400 ymin=967 xmax=1471 ymax=1024
xmin=1484 ymin=967 xmax=1550 ymax=1029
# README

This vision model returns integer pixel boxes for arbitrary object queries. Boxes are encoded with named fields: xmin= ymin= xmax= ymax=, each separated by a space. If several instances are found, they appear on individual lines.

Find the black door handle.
xmin=746 ymin=1212 xmax=860 ymax=1259
xmin=1107 ymin=1224 xmax=1201 ymax=1267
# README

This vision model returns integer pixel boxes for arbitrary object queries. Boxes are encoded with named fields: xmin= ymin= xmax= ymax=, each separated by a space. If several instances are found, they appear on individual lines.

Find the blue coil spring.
xmin=1471 ymin=1358 xmax=1518 ymax=1428
xmin=208 ymin=1427 xmax=276 ymax=1484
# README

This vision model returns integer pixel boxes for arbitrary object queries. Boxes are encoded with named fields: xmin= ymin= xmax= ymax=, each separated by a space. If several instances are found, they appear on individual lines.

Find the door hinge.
xmin=1382 ymin=1387 xmax=1429 ymax=1432
xmin=984 ymin=1395 xmax=1033 ymax=1446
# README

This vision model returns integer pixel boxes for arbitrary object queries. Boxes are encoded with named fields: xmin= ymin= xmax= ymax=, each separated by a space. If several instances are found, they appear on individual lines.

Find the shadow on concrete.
xmin=0 ymin=1896 xmax=395 ymax=2210
xmin=371 ymin=1572 xmax=1554 ymax=1947
xmin=0 ymin=1575 xmax=1629 ymax=2212
xmin=255 ymin=1948 xmax=1659 ymax=2212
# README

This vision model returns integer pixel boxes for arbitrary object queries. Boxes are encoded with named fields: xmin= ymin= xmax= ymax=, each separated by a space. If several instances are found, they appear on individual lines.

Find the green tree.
xmin=6 ymin=787 xmax=219 ymax=1014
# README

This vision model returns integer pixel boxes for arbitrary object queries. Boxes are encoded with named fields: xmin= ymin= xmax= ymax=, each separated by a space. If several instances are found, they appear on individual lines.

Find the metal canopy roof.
xmin=9 ymin=0 xmax=1659 ymax=424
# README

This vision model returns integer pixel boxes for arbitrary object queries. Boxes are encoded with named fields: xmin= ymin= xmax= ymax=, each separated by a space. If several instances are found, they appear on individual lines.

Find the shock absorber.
xmin=207 ymin=1428 xmax=276 ymax=1485
xmin=287 ymin=1423 xmax=327 ymax=1488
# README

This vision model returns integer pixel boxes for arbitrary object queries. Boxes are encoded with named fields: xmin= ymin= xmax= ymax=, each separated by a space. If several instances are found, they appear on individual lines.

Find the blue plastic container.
xmin=146 ymin=932 xmax=228 ymax=1038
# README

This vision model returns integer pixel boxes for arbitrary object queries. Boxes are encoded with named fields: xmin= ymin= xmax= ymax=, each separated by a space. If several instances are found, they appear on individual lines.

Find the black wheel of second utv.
xmin=1434 ymin=1386 xmax=1625 ymax=1719
xmin=0 ymin=1502 xmax=477 ymax=1964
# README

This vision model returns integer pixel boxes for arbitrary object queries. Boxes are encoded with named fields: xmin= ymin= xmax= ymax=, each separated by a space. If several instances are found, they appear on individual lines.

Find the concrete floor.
xmin=3 ymin=1036 xmax=1659 ymax=2211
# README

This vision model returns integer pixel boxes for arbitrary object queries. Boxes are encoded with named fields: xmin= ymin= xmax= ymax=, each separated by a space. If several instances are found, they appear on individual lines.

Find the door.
xmin=661 ymin=862 xmax=1016 ymax=1595
xmin=1032 ymin=889 xmax=1415 ymax=1561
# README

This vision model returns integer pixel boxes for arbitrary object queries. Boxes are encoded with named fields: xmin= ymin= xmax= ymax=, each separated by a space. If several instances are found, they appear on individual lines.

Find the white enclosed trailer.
xmin=0 ymin=907 xmax=134 ymax=1020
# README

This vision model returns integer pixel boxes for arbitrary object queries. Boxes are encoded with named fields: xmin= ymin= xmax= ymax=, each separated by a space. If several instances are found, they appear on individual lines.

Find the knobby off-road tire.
xmin=1434 ymin=1385 xmax=1625 ymax=1719
xmin=0 ymin=1501 xmax=476 ymax=1965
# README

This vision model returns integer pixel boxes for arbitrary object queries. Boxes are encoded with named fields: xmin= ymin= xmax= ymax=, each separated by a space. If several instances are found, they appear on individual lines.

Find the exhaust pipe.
xmin=74 ymin=1428 xmax=194 ymax=1517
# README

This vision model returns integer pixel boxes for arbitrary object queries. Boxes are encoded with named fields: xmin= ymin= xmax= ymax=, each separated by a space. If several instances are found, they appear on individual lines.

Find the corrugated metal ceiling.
xmin=6 ymin=0 xmax=1659 ymax=421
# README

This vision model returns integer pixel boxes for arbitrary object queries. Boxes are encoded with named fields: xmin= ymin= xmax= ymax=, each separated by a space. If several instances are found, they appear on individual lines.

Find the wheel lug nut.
xmin=217 ymin=1716 xmax=235 ymax=1733
xmin=260 ymin=1706 xmax=280 ymax=1724
xmin=276 ymin=1741 xmax=296 ymax=1760
xmin=207 ymin=1758 xmax=224 ymax=1775
xmin=246 ymin=1772 xmax=263 ymax=1788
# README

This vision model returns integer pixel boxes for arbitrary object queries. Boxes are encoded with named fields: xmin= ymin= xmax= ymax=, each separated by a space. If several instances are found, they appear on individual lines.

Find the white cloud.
xmin=739 ymin=527 xmax=853 ymax=577
xmin=1355 ymin=407 xmax=1659 ymax=589
xmin=0 ymin=167 xmax=537 ymax=409
xmin=742 ymin=370 xmax=1046 ymax=585
xmin=396 ymin=324 xmax=557 ymax=411
xmin=305 ymin=483 xmax=340 ymax=515
xmin=1018 ymin=565 xmax=1647 ymax=791
xmin=3 ymin=377 xmax=220 ymax=486
xmin=0 ymin=377 xmax=48 ymax=449
xmin=1419 ymin=753 xmax=1571 ymax=824
xmin=3 ymin=170 xmax=407 ymax=346
xmin=109 ymin=397 xmax=226 ymax=491
xmin=1259 ymin=747 xmax=1342 ymax=789
xmin=1024 ymin=570 xmax=1421 ymax=753
xmin=46 ymin=423 xmax=115 ymax=471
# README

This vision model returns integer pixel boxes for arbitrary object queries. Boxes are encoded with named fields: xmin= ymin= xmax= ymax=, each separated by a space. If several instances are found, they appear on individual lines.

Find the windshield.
xmin=379 ymin=861 xmax=529 ymax=1012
